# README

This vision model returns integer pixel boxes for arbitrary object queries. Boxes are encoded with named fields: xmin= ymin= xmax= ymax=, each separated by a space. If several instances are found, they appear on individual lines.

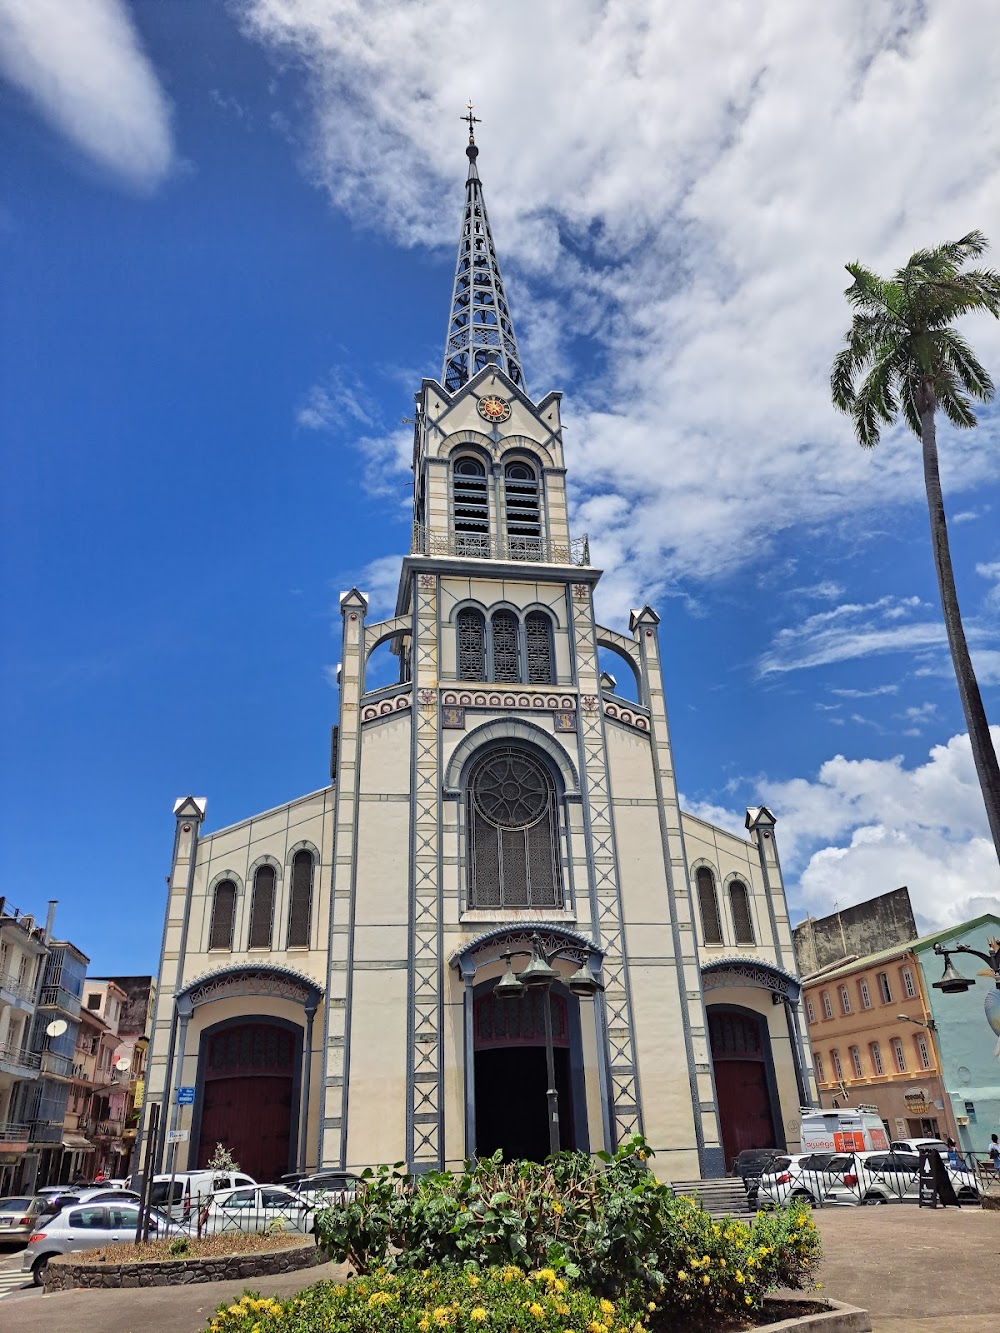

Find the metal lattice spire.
xmin=441 ymin=104 xmax=526 ymax=395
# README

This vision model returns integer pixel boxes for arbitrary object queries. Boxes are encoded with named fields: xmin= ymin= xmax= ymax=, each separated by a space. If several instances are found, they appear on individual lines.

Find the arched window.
xmin=504 ymin=461 xmax=541 ymax=556
xmin=208 ymin=880 xmax=236 ymax=951
xmin=525 ymin=611 xmax=554 ymax=685
xmin=729 ymin=879 xmax=755 ymax=945
xmin=491 ymin=610 xmax=520 ymax=682
xmin=248 ymin=865 xmax=276 ymax=949
xmin=453 ymin=456 xmax=490 ymax=555
xmin=696 ymin=867 xmax=723 ymax=945
xmin=457 ymin=608 xmax=486 ymax=681
xmin=287 ymin=850 xmax=314 ymax=948
xmin=467 ymin=747 xmax=561 ymax=909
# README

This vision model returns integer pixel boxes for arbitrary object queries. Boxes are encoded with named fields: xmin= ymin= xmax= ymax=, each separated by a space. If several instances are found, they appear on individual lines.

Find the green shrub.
xmin=312 ymin=1135 xmax=821 ymax=1312
xmin=168 ymin=1236 xmax=191 ymax=1258
xmin=206 ymin=1267 xmax=646 ymax=1333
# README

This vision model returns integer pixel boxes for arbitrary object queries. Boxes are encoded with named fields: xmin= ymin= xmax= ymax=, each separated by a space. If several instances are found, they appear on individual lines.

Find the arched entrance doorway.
xmin=708 ymin=1007 xmax=779 ymax=1170
xmin=473 ymin=986 xmax=576 ymax=1161
xmin=196 ymin=1019 xmax=301 ymax=1182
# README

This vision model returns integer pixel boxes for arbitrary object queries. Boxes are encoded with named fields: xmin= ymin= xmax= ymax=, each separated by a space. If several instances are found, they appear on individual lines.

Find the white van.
xmin=799 ymin=1107 xmax=889 ymax=1153
xmin=149 ymin=1170 xmax=257 ymax=1220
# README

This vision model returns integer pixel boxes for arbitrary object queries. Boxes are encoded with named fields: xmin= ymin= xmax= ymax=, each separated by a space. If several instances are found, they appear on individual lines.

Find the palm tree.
xmin=831 ymin=230 xmax=1000 ymax=868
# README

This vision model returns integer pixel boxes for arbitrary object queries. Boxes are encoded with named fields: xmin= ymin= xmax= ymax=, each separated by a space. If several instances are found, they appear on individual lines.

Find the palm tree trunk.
xmin=920 ymin=403 xmax=1000 ymax=867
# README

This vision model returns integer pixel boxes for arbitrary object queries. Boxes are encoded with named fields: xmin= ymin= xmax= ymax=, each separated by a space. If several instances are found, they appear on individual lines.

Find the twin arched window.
xmin=456 ymin=608 xmax=554 ymax=684
xmin=695 ymin=868 xmax=756 ymax=946
xmin=208 ymin=852 xmax=316 ymax=952
xmin=467 ymin=747 xmax=561 ymax=909
xmin=451 ymin=455 xmax=542 ymax=557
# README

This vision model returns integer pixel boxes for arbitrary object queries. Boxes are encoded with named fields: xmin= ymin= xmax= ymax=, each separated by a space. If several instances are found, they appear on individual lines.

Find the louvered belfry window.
xmin=504 ymin=461 xmax=541 ymax=556
xmin=729 ymin=879 xmax=755 ymax=945
xmin=208 ymin=880 xmax=236 ymax=950
xmin=491 ymin=610 xmax=520 ymax=682
xmin=457 ymin=608 xmax=486 ymax=680
xmin=287 ymin=850 xmax=313 ymax=948
xmin=525 ymin=611 xmax=554 ymax=684
xmin=248 ymin=865 xmax=276 ymax=949
xmin=696 ymin=867 xmax=723 ymax=945
xmin=468 ymin=747 xmax=561 ymax=909
xmin=453 ymin=456 xmax=490 ymax=555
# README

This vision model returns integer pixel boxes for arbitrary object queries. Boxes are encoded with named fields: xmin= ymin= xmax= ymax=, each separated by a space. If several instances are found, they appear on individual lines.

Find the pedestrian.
xmin=989 ymin=1133 xmax=1000 ymax=1177
xmin=946 ymin=1137 xmax=964 ymax=1169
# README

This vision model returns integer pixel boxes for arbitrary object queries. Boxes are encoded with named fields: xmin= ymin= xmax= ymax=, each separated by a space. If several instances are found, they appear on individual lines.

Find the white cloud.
xmin=296 ymin=366 xmax=374 ymax=431
xmin=237 ymin=0 xmax=1000 ymax=606
xmin=0 ymin=0 xmax=174 ymax=188
xmin=766 ymin=729 xmax=1000 ymax=928
xmin=830 ymin=684 xmax=899 ymax=698
xmin=758 ymin=594 xmax=952 ymax=675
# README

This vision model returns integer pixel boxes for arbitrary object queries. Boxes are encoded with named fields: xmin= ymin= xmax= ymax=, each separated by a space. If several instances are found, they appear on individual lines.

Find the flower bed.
xmin=45 ymin=1236 xmax=320 ymax=1291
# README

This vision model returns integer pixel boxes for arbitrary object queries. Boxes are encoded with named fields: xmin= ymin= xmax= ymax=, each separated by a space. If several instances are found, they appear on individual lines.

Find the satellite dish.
xmin=46 ymin=1019 xmax=68 ymax=1038
xmin=114 ymin=1055 xmax=131 ymax=1070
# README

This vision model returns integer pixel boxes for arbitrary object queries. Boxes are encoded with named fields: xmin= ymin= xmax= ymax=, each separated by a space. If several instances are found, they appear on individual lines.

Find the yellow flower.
xmin=719 ymin=1259 xmax=726 ymax=1268
xmin=556 ymin=1302 xmax=570 ymax=1315
xmin=538 ymin=1269 xmax=557 ymax=1283
xmin=554 ymin=1278 xmax=567 ymax=1293
xmin=419 ymin=1320 xmax=430 ymax=1332
xmin=745 ymin=1296 xmax=753 ymax=1306
xmin=600 ymin=1299 xmax=615 ymax=1315
xmin=646 ymin=1303 xmax=656 ymax=1312
xmin=530 ymin=1304 xmax=546 ymax=1319
xmin=432 ymin=1306 xmax=451 ymax=1326
xmin=677 ymin=1271 xmax=688 ymax=1282
xmin=369 ymin=1291 xmax=393 ymax=1307
xmin=587 ymin=1323 xmax=608 ymax=1333
xmin=702 ymin=1275 xmax=710 ymax=1286
xmin=470 ymin=1309 xmax=487 ymax=1323
xmin=552 ymin=1201 xmax=564 ymax=1214
xmin=467 ymin=1274 xmax=481 ymax=1288
xmin=735 ymin=1272 xmax=745 ymax=1284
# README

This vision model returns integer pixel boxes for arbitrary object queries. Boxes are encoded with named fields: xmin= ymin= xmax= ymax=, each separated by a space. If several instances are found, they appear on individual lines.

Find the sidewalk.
xmin=2 ymin=1204 xmax=996 ymax=1332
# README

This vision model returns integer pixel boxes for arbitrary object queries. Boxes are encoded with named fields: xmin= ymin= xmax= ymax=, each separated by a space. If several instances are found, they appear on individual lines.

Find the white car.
xmin=291 ymin=1171 xmax=361 ymax=1208
xmin=825 ymin=1150 xmax=979 ymax=1205
xmin=756 ymin=1152 xmax=846 ymax=1207
xmin=888 ymin=1138 xmax=949 ymax=1157
xmin=196 ymin=1184 xmax=315 ymax=1236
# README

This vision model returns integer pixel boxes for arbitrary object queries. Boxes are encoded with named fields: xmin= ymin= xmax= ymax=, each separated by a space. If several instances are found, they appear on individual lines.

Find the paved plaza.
xmin=0 ymin=1205 xmax=996 ymax=1332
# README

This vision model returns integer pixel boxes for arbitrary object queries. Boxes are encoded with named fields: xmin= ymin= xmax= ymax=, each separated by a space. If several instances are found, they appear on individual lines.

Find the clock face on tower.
xmin=477 ymin=394 xmax=511 ymax=424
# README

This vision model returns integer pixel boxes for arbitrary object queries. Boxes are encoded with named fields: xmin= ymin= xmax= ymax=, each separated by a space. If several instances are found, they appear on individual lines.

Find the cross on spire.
xmin=461 ymin=100 xmax=480 ymax=144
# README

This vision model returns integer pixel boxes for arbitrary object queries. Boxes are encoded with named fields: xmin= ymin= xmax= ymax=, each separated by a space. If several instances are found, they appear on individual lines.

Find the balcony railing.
xmin=0 ymin=1041 xmax=41 ymax=1073
xmin=0 ymin=1121 xmax=31 ymax=1143
xmin=40 ymin=1050 xmax=74 ymax=1078
xmin=0 ymin=973 xmax=37 ymax=1003
xmin=94 ymin=1118 xmax=124 ymax=1137
xmin=412 ymin=524 xmax=590 ymax=567
xmin=28 ymin=1121 xmax=63 ymax=1144
xmin=38 ymin=984 xmax=81 ymax=1018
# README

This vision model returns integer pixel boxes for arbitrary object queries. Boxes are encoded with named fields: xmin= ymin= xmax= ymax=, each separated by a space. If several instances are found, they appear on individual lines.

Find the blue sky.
xmin=1 ymin=0 xmax=999 ymax=976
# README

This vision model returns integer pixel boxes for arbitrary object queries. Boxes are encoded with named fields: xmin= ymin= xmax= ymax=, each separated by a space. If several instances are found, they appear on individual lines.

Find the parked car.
xmin=37 ymin=1187 xmax=141 ymax=1218
xmin=730 ymin=1148 xmax=784 ymax=1207
xmin=197 ymin=1184 xmax=315 ymax=1236
xmin=888 ymin=1138 xmax=949 ymax=1156
xmin=22 ymin=1200 xmax=182 ymax=1284
xmin=756 ymin=1152 xmax=846 ymax=1207
xmin=0 ymin=1196 xmax=49 ymax=1245
xmin=825 ymin=1150 xmax=980 ymax=1206
xmin=292 ymin=1171 xmax=362 ymax=1208
xmin=149 ymin=1170 xmax=257 ymax=1221
xmin=799 ymin=1108 xmax=889 ymax=1153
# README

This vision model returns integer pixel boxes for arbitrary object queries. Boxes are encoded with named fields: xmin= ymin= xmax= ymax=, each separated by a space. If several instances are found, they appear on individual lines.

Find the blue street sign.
xmin=176 ymin=1086 xmax=196 ymax=1106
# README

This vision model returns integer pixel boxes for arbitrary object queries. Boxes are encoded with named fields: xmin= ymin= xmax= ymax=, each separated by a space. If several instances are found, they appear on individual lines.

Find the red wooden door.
xmin=708 ymin=1009 xmax=776 ymax=1170
xmin=198 ymin=1022 xmax=297 ymax=1181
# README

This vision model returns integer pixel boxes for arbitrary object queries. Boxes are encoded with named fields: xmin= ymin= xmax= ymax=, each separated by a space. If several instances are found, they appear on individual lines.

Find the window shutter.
xmin=525 ymin=612 xmax=554 ymax=684
xmin=696 ymin=868 xmax=723 ymax=944
xmin=209 ymin=881 xmax=236 ymax=950
xmin=248 ymin=866 xmax=276 ymax=949
xmin=286 ymin=851 xmax=313 ymax=948
xmin=728 ymin=879 xmax=755 ymax=944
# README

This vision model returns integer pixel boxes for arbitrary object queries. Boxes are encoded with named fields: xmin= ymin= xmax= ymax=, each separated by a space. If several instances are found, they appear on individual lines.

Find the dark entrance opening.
xmin=197 ymin=1020 xmax=299 ymax=1182
xmin=708 ymin=1007 xmax=778 ymax=1171
xmin=473 ymin=988 xmax=576 ymax=1162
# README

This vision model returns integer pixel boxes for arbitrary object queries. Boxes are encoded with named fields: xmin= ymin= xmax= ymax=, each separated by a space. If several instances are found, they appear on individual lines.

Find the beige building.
xmin=802 ymin=945 xmax=957 ymax=1143
xmin=143 ymin=134 xmax=814 ymax=1184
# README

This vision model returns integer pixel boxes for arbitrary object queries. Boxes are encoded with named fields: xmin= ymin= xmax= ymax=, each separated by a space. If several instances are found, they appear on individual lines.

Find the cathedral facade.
xmin=144 ymin=133 xmax=814 ymax=1185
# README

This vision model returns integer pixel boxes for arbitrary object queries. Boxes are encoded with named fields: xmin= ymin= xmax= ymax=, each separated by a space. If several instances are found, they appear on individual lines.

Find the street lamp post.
xmin=492 ymin=933 xmax=604 ymax=1157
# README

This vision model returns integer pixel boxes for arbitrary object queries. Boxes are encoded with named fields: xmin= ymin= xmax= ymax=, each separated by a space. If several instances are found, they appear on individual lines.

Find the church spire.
xmin=441 ymin=105 xmax=526 ymax=396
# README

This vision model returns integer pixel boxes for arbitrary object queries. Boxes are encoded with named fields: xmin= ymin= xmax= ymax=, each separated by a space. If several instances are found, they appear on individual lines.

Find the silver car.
xmin=22 ymin=1199 xmax=182 ymax=1284
xmin=756 ymin=1152 xmax=846 ymax=1207
xmin=0 ymin=1196 xmax=49 ymax=1245
xmin=197 ymin=1184 xmax=315 ymax=1236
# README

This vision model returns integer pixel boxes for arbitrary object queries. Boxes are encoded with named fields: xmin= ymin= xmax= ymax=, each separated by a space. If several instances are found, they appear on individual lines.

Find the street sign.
xmin=167 ymin=1128 xmax=189 ymax=1144
xmin=176 ymin=1086 xmax=196 ymax=1106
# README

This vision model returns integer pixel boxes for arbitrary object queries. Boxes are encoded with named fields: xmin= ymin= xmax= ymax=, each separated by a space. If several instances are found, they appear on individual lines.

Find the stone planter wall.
xmin=44 ymin=1240 xmax=321 ymax=1290
xmin=760 ymin=1294 xmax=872 ymax=1331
